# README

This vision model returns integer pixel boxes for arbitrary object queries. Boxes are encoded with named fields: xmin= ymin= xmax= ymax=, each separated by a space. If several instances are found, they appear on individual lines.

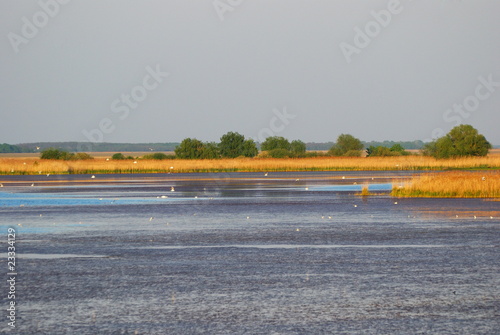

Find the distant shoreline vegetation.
xmin=1 ymin=125 xmax=494 ymax=162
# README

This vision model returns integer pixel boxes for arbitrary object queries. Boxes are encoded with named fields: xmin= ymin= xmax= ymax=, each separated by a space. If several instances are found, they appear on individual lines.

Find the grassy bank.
xmin=392 ymin=171 xmax=500 ymax=198
xmin=1 ymin=155 xmax=500 ymax=175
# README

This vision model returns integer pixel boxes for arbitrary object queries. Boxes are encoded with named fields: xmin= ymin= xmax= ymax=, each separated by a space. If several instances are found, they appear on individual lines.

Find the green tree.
xmin=219 ymin=132 xmax=245 ymax=158
xmin=423 ymin=124 xmax=491 ymax=158
xmin=390 ymin=144 xmax=406 ymax=154
xmin=175 ymin=138 xmax=205 ymax=159
xmin=261 ymin=136 xmax=291 ymax=151
xmin=328 ymin=134 xmax=363 ymax=156
xmin=240 ymin=139 xmax=258 ymax=157
xmin=200 ymin=142 xmax=221 ymax=159
xmin=290 ymin=140 xmax=306 ymax=154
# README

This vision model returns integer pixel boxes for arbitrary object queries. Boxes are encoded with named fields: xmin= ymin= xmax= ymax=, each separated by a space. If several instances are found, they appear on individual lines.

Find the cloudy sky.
xmin=1 ymin=0 xmax=499 ymax=145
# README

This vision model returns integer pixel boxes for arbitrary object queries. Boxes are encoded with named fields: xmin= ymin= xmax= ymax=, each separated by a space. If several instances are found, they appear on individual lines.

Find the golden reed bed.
xmin=392 ymin=171 xmax=500 ymax=198
xmin=1 ymin=155 xmax=500 ymax=175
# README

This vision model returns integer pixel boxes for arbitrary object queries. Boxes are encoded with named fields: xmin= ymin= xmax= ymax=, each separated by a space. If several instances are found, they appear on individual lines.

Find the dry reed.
xmin=1 ymin=155 xmax=500 ymax=175
xmin=392 ymin=171 xmax=500 ymax=198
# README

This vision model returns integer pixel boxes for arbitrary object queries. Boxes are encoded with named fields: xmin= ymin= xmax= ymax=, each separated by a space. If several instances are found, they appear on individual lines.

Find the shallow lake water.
xmin=0 ymin=171 xmax=499 ymax=334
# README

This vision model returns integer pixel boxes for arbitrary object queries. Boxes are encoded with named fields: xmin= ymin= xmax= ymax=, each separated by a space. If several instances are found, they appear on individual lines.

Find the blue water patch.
xmin=0 ymin=191 xmax=195 ymax=207
xmin=308 ymin=183 xmax=392 ymax=192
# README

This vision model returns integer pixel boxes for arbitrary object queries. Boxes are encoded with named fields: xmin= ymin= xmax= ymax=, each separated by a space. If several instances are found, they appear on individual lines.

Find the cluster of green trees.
xmin=174 ymin=132 xmax=258 ymax=159
xmin=423 ymin=124 xmax=491 ymax=158
xmin=366 ymin=144 xmax=409 ymax=157
xmin=40 ymin=149 xmax=93 ymax=160
xmin=35 ymin=124 xmax=493 ymax=161
xmin=260 ymin=137 xmax=306 ymax=158
xmin=328 ymin=134 xmax=364 ymax=156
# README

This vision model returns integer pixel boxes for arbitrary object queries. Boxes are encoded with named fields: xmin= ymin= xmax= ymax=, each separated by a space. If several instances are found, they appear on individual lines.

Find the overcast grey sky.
xmin=1 ymin=0 xmax=499 ymax=145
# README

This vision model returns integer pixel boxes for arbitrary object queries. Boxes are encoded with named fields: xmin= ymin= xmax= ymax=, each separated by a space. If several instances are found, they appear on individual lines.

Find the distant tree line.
xmin=0 ymin=143 xmax=23 ymax=153
xmin=19 ymin=124 xmax=497 ymax=161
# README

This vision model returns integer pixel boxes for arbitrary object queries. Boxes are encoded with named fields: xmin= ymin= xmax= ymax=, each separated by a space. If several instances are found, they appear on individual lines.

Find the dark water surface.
xmin=1 ymin=172 xmax=499 ymax=334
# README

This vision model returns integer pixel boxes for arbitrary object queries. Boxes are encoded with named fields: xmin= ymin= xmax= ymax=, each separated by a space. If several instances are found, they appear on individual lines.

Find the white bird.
xmin=194 ymin=196 xmax=198 ymax=199
xmin=0 ymin=183 xmax=3 ymax=187
xmin=247 ymin=216 xmax=250 ymax=219
xmin=342 ymin=176 xmax=345 ymax=179
xmin=91 ymin=175 xmax=96 ymax=179
xmin=149 ymin=217 xmax=154 ymax=222
xmin=353 ymin=205 xmax=357 ymax=208
xmin=353 ymin=182 xmax=357 ymax=185
xmin=106 ymin=158 xmax=109 ymax=161
xmin=305 ymin=187 xmax=309 ymax=190
xmin=47 ymin=173 xmax=50 ymax=177
xmin=296 ymin=228 xmax=300 ymax=232
xmin=171 ymin=187 xmax=175 ymax=192
xmin=296 ymin=179 xmax=300 ymax=182
xmin=474 ymin=215 xmax=477 ymax=219
xmin=31 ymin=183 xmax=35 ymax=187
xmin=490 ymin=216 xmax=494 ymax=219
xmin=17 ymin=223 xmax=22 ymax=227
xmin=133 ymin=161 xmax=138 ymax=164
xmin=482 ymin=177 xmax=486 ymax=181
xmin=456 ymin=215 xmax=459 ymax=218
xmin=161 ymin=195 xmax=168 ymax=199
xmin=394 ymin=202 xmax=398 ymax=205
xmin=170 ymin=166 xmax=174 ymax=169
xmin=264 ymin=172 xmax=268 ymax=176
xmin=328 ymin=216 xmax=332 ymax=219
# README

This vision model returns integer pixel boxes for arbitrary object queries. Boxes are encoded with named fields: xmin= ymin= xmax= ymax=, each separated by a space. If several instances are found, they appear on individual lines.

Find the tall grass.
xmin=1 ymin=155 xmax=500 ymax=175
xmin=392 ymin=171 xmax=500 ymax=198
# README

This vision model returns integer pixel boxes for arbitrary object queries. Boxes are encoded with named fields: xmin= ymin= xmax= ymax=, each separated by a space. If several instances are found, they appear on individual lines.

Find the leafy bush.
xmin=219 ymin=132 xmax=258 ymax=158
xmin=175 ymin=138 xmax=205 ymax=159
xmin=423 ymin=125 xmax=491 ymax=158
xmin=328 ymin=134 xmax=364 ymax=156
xmin=261 ymin=136 xmax=291 ymax=151
xmin=40 ymin=148 xmax=67 ymax=160
xmin=290 ymin=140 xmax=306 ymax=154
xmin=112 ymin=153 xmax=126 ymax=160
xmin=200 ymin=142 xmax=220 ymax=159
xmin=40 ymin=148 xmax=93 ymax=160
